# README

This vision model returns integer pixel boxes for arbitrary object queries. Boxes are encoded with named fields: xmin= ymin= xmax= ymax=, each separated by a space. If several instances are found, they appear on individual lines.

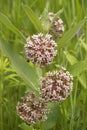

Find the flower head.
xmin=24 ymin=33 xmax=57 ymax=67
xmin=16 ymin=92 xmax=49 ymax=124
xmin=49 ymin=12 xmax=64 ymax=38
xmin=40 ymin=67 xmax=73 ymax=102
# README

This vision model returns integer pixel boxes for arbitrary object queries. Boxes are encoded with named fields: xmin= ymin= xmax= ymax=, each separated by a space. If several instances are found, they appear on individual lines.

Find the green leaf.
xmin=78 ymin=72 xmax=87 ymax=89
xmin=68 ymin=59 xmax=87 ymax=76
xmin=22 ymin=4 xmax=43 ymax=32
xmin=58 ymin=17 xmax=87 ymax=49
xmin=0 ymin=12 xmax=26 ymax=41
xmin=63 ymin=51 xmax=87 ymax=88
xmin=19 ymin=123 xmax=33 ymax=130
xmin=64 ymin=51 xmax=78 ymax=65
xmin=36 ymin=67 xmax=42 ymax=79
xmin=44 ymin=104 xmax=59 ymax=130
xmin=80 ymin=41 xmax=87 ymax=51
xmin=43 ymin=103 xmax=64 ymax=130
xmin=0 ymin=39 xmax=39 ymax=93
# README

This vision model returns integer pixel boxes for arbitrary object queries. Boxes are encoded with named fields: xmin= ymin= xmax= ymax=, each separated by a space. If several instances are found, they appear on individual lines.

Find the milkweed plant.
xmin=16 ymin=11 xmax=73 ymax=128
xmin=1 ymin=1 xmax=87 ymax=130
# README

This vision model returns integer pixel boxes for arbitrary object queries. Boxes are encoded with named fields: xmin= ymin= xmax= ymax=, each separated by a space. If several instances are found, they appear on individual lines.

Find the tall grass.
xmin=0 ymin=0 xmax=87 ymax=130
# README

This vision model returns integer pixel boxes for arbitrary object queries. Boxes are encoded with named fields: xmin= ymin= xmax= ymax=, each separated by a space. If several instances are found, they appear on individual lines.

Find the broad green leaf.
xmin=0 ymin=12 xmax=26 ymax=41
xmin=43 ymin=103 xmax=64 ymax=130
xmin=58 ymin=18 xmax=87 ymax=49
xmin=80 ymin=41 xmax=87 ymax=51
xmin=44 ymin=104 xmax=59 ymax=130
xmin=68 ymin=59 xmax=87 ymax=76
xmin=64 ymin=51 xmax=78 ymax=65
xmin=0 ymin=39 xmax=39 ymax=93
xmin=22 ymin=4 xmax=43 ymax=32
xmin=19 ymin=123 xmax=33 ymax=130
xmin=78 ymin=72 xmax=87 ymax=89
xmin=36 ymin=67 xmax=42 ymax=79
xmin=64 ymin=51 xmax=87 ymax=88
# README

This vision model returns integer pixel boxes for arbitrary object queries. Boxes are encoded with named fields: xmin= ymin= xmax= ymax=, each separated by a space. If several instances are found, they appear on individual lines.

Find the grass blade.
xmin=22 ymin=4 xmax=43 ymax=32
xmin=78 ymin=72 xmax=87 ymax=89
xmin=68 ymin=59 xmax=87 ymax=76
xmin=64 ymin=51 xmax=78 ymax=65
xmin=58 ymin=17 xmax=87 ymax=49
xmin=0 ymin=12 xmax=26 ymax=41
xmin=64 ymin=51 xmax=86 ymax=88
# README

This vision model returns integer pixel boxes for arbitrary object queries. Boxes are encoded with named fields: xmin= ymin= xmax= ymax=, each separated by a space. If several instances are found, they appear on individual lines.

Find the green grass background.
xmin=0 ymin=0 xmax=87 ymax=130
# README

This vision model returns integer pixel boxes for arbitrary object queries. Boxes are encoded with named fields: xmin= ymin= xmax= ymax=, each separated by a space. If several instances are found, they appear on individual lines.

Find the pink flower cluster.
xmin=16 ymin=92 xmax=49 ymax=124
xmin=40 ymin=67 xmax=73 ymax=102
xmin=49 ymin=12 xmax=64 ymax=38
xmin=17 ymin=11 xmax=73 ymax=125
xmin=24 ymin=33 xmax=57 ymax=67
xmin=17 ymin=67 xmax=73 ymax=124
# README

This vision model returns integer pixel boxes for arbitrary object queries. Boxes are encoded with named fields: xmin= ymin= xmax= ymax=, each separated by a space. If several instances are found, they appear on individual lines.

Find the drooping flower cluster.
xmin=24 ymin=33 xmax=57 ymax=67
xmin=17 ymin=67 xmax=73 ymax=124
xmin=16 ymin=92 xmax=49 ymax=124
xmin=40 ymin=67 xmax=73 ymax=102
xmin=49 ymin=12 xmax=64 ymax=38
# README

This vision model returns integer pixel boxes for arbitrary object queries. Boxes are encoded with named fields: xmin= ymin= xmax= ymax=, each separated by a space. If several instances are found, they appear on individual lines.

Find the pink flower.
xmin=16 ymin=92 xmax=49 ymax=124
xmin=49 ymin=12 xmax=64 ymax=38
xmin=24 ymin=33 xmax=57 ymax=67
xmin=40 ymin=67 xmax=73 ymax=102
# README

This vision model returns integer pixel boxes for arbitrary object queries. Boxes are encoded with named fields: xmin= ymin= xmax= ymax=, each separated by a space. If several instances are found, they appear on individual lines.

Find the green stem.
xmin=40 ymin=121 xmax=43 ymax=130
xmin=70 ymin=79 xmax=78 ymax=130
xmin=73 ymin=79 xmax=78 ymax=114
xmin=70 ymin=93 xmax=74 ymax=130
xmin=0 ymin=55 xmax=3 ymax=130
xmin=42 ymin=67 xmax=46 ymax=76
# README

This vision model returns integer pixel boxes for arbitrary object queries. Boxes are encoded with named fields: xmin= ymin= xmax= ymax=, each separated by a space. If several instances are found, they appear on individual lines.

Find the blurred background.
xmin=0 ymin=0 xmax=87 ymax=130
